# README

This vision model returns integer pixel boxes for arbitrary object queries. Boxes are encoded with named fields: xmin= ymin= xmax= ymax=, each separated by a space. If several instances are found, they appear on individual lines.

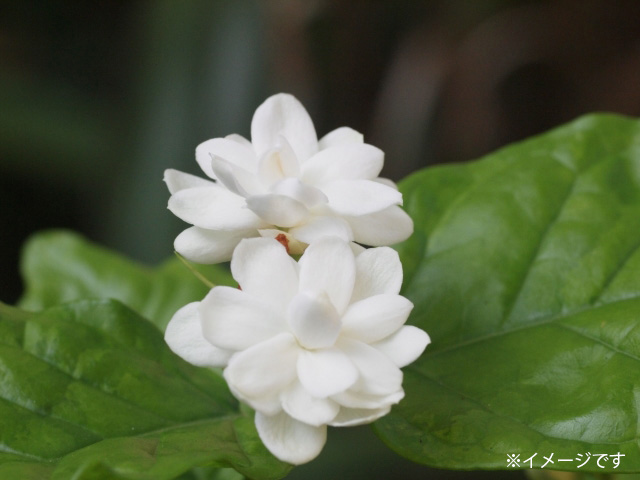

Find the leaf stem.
xmin=174 ymin=252 xmax=216 ymax=289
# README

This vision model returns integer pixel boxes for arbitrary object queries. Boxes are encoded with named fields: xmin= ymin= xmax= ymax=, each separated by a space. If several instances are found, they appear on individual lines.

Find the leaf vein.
xmin=554 ymin=322 xmax=640 ymax=364
xmin=502 ymin=171 xmax=578 ymax=324
xmin=406 ymin=369 xmax=552 ymax=444
xmin=422 ymin=294 xmax=640 ymax=358
xmin=593 ymin=235 xmax=640 ymax=304
xmin=0 ymin=444 xmax=48 ymax=462
xmin=15 ymin=342 xmax=174 ymax=424
xmin=57 ymin=301 xmax=228 ymax=404
xmin=408 ymin=368 xmax=640 ymax=446
xmin=0 ymin=392 xmax=103 ymax=439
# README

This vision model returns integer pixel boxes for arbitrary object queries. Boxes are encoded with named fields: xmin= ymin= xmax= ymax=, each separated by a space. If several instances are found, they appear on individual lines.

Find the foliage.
xmin=375 ymin=114 xmax=640 ymax=473
xmin=0 ymin=300 xmax=291 ymax=479
xmin=19 ymin=230 xmax=234 ymax=331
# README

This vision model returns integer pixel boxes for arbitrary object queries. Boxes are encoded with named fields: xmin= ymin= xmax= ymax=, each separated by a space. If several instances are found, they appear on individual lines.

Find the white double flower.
xmin=165 ymin=237 xmax=430 ymax=464
xmin=165 ymin=93 xmax=413 ymax=263
xmin=164 ymin=93 xmax=429 ymax=465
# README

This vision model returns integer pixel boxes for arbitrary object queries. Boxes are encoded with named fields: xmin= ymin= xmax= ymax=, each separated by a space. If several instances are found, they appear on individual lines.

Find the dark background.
xmin=1 ymin=1 xmax=639 ymax=478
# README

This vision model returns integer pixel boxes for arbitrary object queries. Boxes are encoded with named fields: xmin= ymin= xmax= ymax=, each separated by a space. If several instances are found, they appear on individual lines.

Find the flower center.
xmin=275 ymin=233 xmax=290 ymax=254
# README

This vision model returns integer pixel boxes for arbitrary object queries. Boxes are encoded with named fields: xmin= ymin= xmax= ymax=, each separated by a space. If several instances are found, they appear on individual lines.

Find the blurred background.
xmin=1 ymin=0 xmax=640 ymax=478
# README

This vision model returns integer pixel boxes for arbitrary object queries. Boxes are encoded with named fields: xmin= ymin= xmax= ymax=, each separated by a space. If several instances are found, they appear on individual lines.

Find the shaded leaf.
xmin=375 ymin=114 xmax=640 ymax=472
xmin=19 ymin=230 xmax=234 ymax=331
xmin=0 ymin=300 xmax=290 ymax=480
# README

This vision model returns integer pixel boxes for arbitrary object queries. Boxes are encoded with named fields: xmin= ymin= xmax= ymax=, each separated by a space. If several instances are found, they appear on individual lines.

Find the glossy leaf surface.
xmin=0 ymin=301 xmax=290 ymax=479
xmin=375 ymin=114 xmax=640 ymax=472
xmin=19 ymin=230 xmax=234 ymax=331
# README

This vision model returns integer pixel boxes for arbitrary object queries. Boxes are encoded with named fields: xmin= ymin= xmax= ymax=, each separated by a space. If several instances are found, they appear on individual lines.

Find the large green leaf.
xmin=0 ymin=300 xmax=291 ymax=480
xmin=375 ymin=114 xmax=640 ymax=473
xmin=19 ymin=230 xmax=234 ymax=331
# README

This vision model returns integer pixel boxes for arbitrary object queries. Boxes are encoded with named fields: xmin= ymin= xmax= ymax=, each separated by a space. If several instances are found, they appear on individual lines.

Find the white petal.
xmin=164 ymin=169 xmax=214 ymax=195
xmin=329 ymin=405 xmax=391 ymax=427
xmin=196 ymin=137 xmax=256 ymax=177
xmin=341 ymin=294 xmax=413 ymax=343
xmin=251 ymin=93 xmax=318 ymax=162
xmin=224 ymin=332 xmax=299 ymax=400
xmin=331 ymin=389 xmax=404 ymax=409
xmin=228 ymin=382 xmax=282 ymax=416
xmin=255 ymin=411 xmax=327 ymax=465
xmin=270 ymin=178 xmax=327 ymax=209
xmin=168 ymin=186 xmax=261 ymax=230
xmin=298 ymin=237 xmax=355 ymax=314
xmin=288 ymin=291 xmax=341 ymax=350
xmin=318 ymin=126 xmax=363 ymax=149
xmin=345 ymin=205 xmax=414 ymax=246
xmin=350 ymin=246 xmax=403 ymax=303
xmin=246 ymin=194 xmax=309 ymax=228
xmin=211 ymin=156 xmax=263 ymax=197
xmin=374 ymin=177 xmax=398 ymax=189
xmin=210 ymin=156 xmax=246 ymax=197
xmin=297 ymin=348 xmax=358 ymax=398
xmin=301 ymin=144 xmax=384 ymax=186
xmin=349 ymin=242 xmax=366 ymax=255
xmin=164 ymin=302 xmax=232 ymax=367
xmin=258 ymin=136 xmax=300 ymax=186
xmin=338 ymin=338 xmax=402 ymax=396
xmin=372 ymin=325 xmax=430 ymax=368
xmin=323 ymin=179 xmax=402 ymax=216
xmin=289 ymin=216 xmax=353 ymax=244
xmin=281 ymin=382 xmax=339 ymax=426
xmin=200 ymin=287 xmax=285 ymax=351
xmin=231 ymin=237 xmax=299 ymax=312
xmin=225 ymin=133 xmax=253 ymax=148
xmin=174 ymin=226 xmax=256 ymax=264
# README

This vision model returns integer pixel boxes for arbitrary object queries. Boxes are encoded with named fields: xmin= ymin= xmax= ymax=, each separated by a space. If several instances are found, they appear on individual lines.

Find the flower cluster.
xmin=164 ymin=93 xmax=412 ymax=262
xmin=164 ymin=94 xmax=430 ymax=465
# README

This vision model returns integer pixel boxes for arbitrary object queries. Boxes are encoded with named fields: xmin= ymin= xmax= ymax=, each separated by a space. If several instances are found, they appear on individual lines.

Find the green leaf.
xmin=19 ymin=230 xmax=234 ymax=331
xmin=0 ymin=300 xmax=291 ymax=480
xmin=375 ymin=114 xmax=640 ymax=473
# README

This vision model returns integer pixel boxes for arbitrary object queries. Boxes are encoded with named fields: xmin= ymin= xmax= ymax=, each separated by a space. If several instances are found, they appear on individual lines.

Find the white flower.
xmin=165 ymin=93 xmax=413 ymax=263
xmin=165 ymin=236 xmax=430 ymax=464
